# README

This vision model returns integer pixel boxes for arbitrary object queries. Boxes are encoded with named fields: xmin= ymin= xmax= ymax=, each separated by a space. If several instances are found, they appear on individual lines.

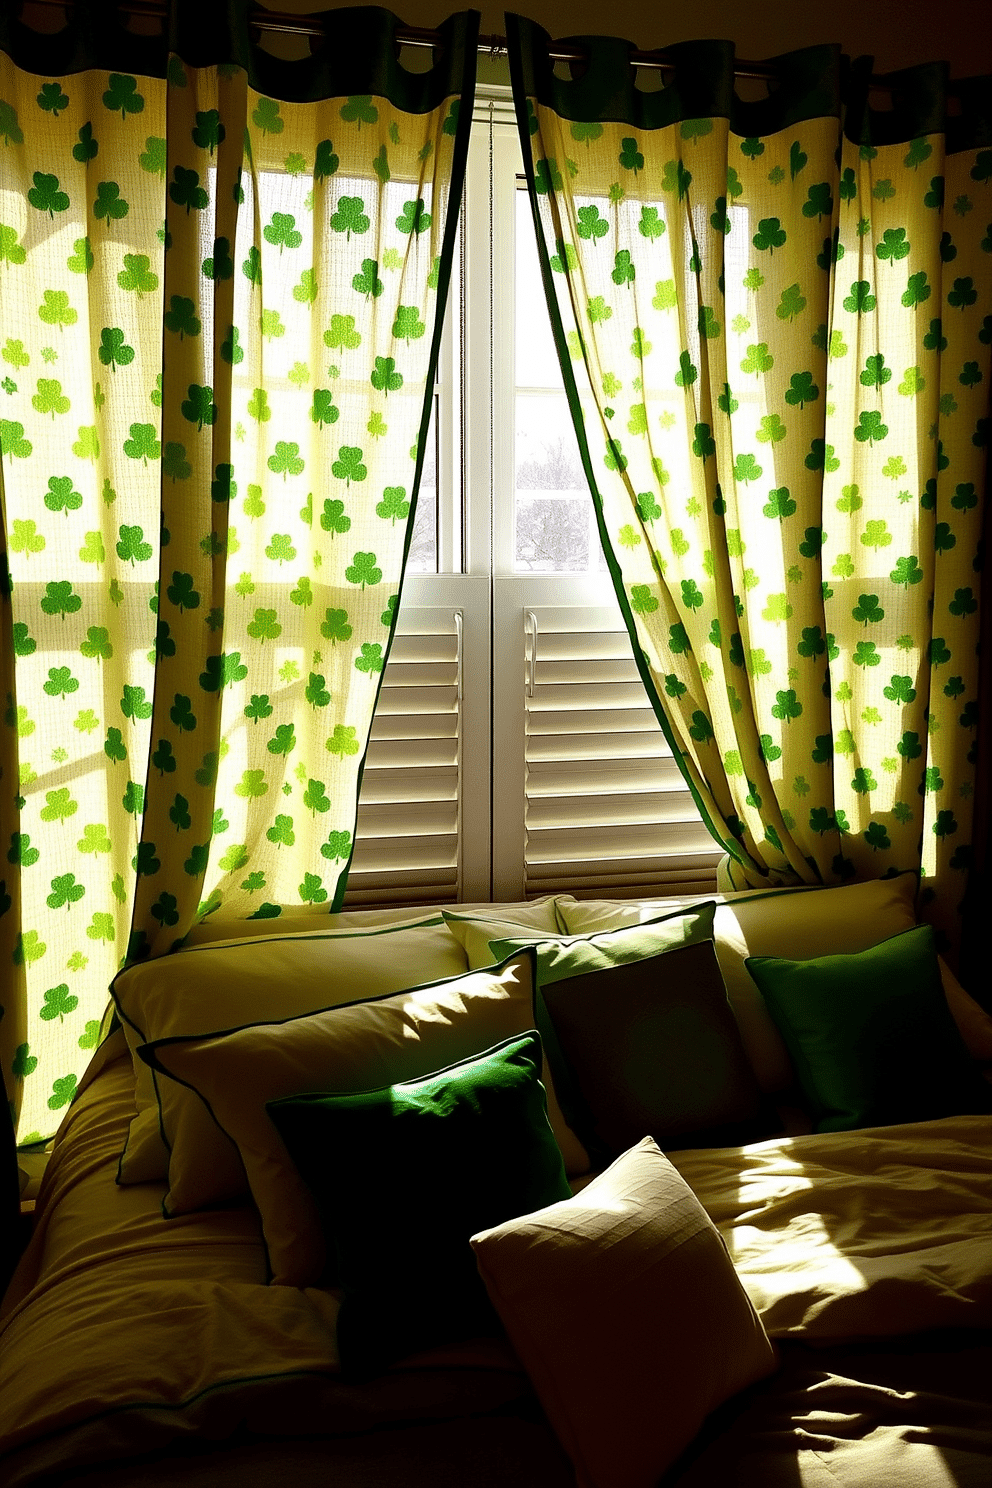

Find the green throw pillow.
xmin=745 ymin=925 xmax=992 ymax=1133
xmin=267 ymin=1029 xmax=570 ymax=1380
xmin=478 ymin=905 xmax=775 ymax=1164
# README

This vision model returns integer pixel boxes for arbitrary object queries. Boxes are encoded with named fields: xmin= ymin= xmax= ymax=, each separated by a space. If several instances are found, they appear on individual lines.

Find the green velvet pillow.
xmin=745 ymin=924 xmax=992 ymax=1133
xmin=267 ymin=1029 xmax=570 ymax=1380
xmin=479 ymin=906 xmax=776 ymax=1165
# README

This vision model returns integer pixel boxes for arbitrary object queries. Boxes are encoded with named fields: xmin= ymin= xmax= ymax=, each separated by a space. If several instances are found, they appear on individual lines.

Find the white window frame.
xmin=350 ymin=90 xmax=720 ymax=907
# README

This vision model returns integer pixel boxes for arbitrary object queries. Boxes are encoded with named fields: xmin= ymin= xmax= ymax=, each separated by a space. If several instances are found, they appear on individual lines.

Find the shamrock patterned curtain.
xmin=0 ymin=2 xmax=478 ymax=1141
xmin=507 ymin=16 xmax=990 ymax=955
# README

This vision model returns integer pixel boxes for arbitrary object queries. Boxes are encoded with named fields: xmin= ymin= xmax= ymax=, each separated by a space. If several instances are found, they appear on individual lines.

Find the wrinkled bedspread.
xmin=670 ymin=1113 xmax=992 ymax=1340
xmin=1 ymin=1033 xmax=990 ymax=1487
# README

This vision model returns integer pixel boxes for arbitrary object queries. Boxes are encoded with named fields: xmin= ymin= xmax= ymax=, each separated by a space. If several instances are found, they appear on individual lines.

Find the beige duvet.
xmin=1 ymin=1032 xmax=990 ymax=1487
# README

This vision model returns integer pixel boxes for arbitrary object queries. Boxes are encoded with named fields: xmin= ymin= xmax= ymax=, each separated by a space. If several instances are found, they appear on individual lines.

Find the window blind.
xmin=341 ymin=606 xmax=462 ymax=907
xmin=522 ymin=606 xmax=721 ymax=900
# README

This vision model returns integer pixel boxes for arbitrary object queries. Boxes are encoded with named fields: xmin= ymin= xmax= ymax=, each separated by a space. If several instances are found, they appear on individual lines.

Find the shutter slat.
xmin=527 ymin=793 xmax=711 ymax=831
xmin=348 ymin=832 xmax=458 ymax=870
xmin=527 ymin=707 xmax=665 ymax=737
xmin=526 ymin=756 xmax=684 ymax=790
xmin=527 ymin=858 xmax=719 ymax=899
xmin=373 ymin=660 xmax=458 ymax=688
xmin=386 ymin=634 xmax=458 ymax=663
xmin=370 ymin=683 xmax=458 ymax=716
xmin=527 ymin=681 xmax=655 ymax=713
xmin=357 ymin=765 xmax=459 ymax=806
xmin=533 ymin=657 xmax=641 ymax=685
xmin=355 ymin=798 xmax=459 ymax=837
xmin=364 ymin=738 xmax=458 ymax=770
xmin=526 ymin=819 xmax=718 ymax=862
xmin=527 ymin=731 xmax=672 ymax=762
xmin=535 ymin=631 xmax=643 ymax=663
xmin=341 ymin=878 xmax=459 ymax=909
xmin=367 ymin=712 xmax=458 ymax=742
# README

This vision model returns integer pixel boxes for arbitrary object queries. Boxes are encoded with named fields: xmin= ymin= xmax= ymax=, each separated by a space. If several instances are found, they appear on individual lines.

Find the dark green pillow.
xmin=266 ymin=1029 xmax=570 ymax=1380
xmin=745 ymin=924 xmax=992 ymax=1133
xmin=523 ymin=936 xmax=776 ymax=1165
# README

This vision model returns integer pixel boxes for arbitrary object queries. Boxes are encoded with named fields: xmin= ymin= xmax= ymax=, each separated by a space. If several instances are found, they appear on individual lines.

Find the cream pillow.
xmin=112 ymin=914 xmax=469 ymax=1184
xmin=140 ymin=952 xmax=543 ymax=1285
xmin=438 ymin=901 xmax=572 ymax=968
xmin=557 ymin=876 xmax=923 ymax=1093
xmin=471 ymin=1136 xmax=778 ymax=1488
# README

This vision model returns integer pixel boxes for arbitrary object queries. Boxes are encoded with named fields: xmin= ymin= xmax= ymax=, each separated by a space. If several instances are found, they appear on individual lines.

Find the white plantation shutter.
xmin=342 ymin=605 xmax=462 ymax=908
xmin=521 ymin=606 xmax=721 ymax=899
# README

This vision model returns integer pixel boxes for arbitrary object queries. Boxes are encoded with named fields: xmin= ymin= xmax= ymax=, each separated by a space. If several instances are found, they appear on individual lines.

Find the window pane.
xmin=515 ymin=393 xmax=599 ymax=571
xmin=406 ymin=395 xmax=439 ymax=574
xmin=514 ymin=193 xmax=565 ymax=388
xmin=514 ymin=189 xmax=598 ymax=573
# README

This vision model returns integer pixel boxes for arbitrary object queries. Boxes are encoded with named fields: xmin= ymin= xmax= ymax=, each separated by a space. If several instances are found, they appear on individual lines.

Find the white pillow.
xmin=557 ymin=876 xmax=922 ymax=1093
xmin=471 ymin=1136 xmax=778 ymax=1488
xmin=111 ymin=914 xmax=469 ymax=1184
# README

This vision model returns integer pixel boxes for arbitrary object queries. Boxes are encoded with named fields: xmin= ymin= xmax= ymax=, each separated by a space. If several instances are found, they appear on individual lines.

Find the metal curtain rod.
xmin=24 ymin=0 xmax=888 ymax=86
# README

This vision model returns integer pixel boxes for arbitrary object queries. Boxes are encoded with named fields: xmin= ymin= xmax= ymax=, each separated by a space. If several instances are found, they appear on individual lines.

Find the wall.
xmin=301 ymin=0 xmax=989 ymax=80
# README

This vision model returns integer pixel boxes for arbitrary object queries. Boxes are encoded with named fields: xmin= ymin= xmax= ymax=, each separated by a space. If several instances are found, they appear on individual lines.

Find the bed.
xmin=2 ymin=877 xmax=991 ymax=1487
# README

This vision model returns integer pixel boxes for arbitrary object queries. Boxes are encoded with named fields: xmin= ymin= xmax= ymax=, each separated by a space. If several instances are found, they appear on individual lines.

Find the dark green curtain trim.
xmin=0 ymin=0 xmax=164 ymax=77
xmin=844 ymin=57 xmax=968 ymax=149
xmin=330 ymin=8 xmax=479 ymax=912
xmin=1 ymin=2 xmax=481 ymax=114
xmin=175 ymin=5 xmax=482 ymax=112
xmin=505 ymin=12 xmax=991 ymax=152
xmin=507 ymin=44 xmax=744 ymax=876
xmin=846 ymin=59 xmax=990 ymax=151
xmin=506 ymin=14 xmax=841 ymax=134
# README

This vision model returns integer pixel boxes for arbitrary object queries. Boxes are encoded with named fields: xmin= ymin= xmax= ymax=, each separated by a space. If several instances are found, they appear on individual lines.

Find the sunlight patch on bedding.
xmin=798 ymin=1432 xmax=962 ymax=1487
xmin=707 ymin=1146 xmax=869 ymax=1328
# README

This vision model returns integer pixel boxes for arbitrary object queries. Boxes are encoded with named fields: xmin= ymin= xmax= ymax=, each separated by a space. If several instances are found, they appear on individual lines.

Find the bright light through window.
xmin=513 ymin=188 xmax=603 ymax=574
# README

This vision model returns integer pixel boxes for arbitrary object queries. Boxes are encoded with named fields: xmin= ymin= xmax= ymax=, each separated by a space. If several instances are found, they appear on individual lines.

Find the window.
xmin=343 ymin=91 xmax=721 ymax=908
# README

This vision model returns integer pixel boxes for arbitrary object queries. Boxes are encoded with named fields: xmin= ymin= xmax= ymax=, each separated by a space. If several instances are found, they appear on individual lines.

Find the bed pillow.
xmin=140 ymin=951 xmax=548 ymax=1285
xmin=440 ymin=902 xmax=572 ymax=970
xmin=112 ymin=914 xmax=469 ymax=1186
xmin=557 ymin=875 xmax=924 ymax=1094
xmin=745 ymin=925 xmax=992 ymax=1132
xmin=444 ymin=899 xmax=715 ymax=973
xmin=537 ymin=937 xmax=775 ymax=1163
xmin=447 ymin=903 xmax=771 ymax=1163
xmin=267 ymin=1029 xmax=571 ymax=1378
xmin=471 ymin=1136 xmax=778 ymax=1488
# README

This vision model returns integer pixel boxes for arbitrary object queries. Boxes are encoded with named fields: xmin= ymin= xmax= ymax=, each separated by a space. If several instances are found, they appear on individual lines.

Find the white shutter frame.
xmin=342 ymin=575 xmax=491 ymax=908
xmin=493 ymin=577 xmax=720 ymax=901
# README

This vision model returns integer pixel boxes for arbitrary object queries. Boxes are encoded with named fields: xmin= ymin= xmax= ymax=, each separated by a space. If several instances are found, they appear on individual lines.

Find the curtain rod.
xmin=24 ymin=0 xmax=925 ymax=90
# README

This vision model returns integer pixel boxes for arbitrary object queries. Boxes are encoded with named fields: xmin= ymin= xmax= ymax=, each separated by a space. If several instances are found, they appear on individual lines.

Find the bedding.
xmin=2 ymin=1048 xmax=990 ymax=1486
xmin=471 ymin=1136 xmax=779 ymax=1488
xmin=112 ymin=896 xmax=564 ymax=1189
xmin=445 ymin=902 xmax=773 ymax=1163
xmin=139 ymin=952 xmax=563 ymax=1285
xmin=2 ymin=886 xmax=991 ymax=1488
xmin=269 ymin=1030 xmax=571 ymax=1378
xmin=745 ymin=925 xmax=992 ymax=1132
xmin=556 ymin=873 xmax=987 ymax=1096
xmin=111 ymin=913 xmax=472 ymax=1186
xmin=0 ymin=1036 xmax=541 ymax=1488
